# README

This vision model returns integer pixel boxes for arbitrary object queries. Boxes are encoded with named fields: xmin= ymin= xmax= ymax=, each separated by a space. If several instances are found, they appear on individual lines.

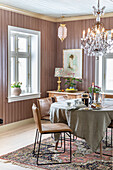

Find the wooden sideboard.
xmin=47 ymin=91 xmax=84 ymax=99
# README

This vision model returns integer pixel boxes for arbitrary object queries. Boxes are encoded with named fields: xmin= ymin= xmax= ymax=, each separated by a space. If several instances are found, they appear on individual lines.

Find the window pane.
xmin=99 ymin=56 xmax=102 ymax=88
xmin=11 ymin=57 xmax=15 ymax=84
xmin=107 ymin=32 xmax=113 ymax=53
xmin=106 ymin=58 xmax=113 ymax=90
xmin=18 ymin=37 xmax=27 ymax=52
xmin=11 ymin=36 xmax=15 ymax=51
xmin=18 ymin=58 xmax=27 ymax=92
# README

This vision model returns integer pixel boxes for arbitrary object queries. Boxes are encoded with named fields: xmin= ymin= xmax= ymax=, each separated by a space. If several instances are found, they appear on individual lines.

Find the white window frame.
xmin=11 ymin=33 xmax=31 ymax=93
xmin=95 ymin=53 xmax=113 ymax=93
xmin=8 ymin=26 xmax=41 ymax=103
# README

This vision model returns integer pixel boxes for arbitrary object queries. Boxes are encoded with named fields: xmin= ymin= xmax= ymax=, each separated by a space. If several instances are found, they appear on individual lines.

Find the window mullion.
xmin=102 ymin=56 xmax=106 ymax=92
xmin=16 ymin=35 xmax=19 ymax=82
xmin=29 ymin=37 xmax=31 ymax=93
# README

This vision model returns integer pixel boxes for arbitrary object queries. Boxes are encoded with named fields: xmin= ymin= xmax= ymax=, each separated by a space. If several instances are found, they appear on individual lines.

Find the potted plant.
xmin=11 ymin=82 xmax=22 ymax=96
xmin=64 ymin=78 xmax=82 ymax=91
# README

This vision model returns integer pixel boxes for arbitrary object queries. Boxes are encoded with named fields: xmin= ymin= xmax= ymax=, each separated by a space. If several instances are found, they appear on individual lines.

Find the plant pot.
xmin=11 ymin=88 xmax=21 ymax=96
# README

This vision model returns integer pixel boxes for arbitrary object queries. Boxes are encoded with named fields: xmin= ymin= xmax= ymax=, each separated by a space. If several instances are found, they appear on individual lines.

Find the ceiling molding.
xmin=0 ymin=3 xmax=113 ymax=23
xmin=56 ymin=12 xmax=113 ymax=22
xmin=0 ymin=4 xmax=57 ymax=22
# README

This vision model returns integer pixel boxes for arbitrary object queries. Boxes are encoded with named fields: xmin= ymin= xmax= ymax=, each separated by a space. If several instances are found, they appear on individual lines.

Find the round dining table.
xmin=50 ymin=98 xmax=113 ymax=154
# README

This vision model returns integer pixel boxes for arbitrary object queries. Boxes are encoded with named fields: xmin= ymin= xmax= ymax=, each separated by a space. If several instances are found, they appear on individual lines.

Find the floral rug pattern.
xmin=0 ymin=133 xmax=113 ymax=170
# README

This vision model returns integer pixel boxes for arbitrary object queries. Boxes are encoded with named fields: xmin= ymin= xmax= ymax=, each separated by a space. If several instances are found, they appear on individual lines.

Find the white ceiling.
xmin=0 ymin=0 xmax=113 ymax=18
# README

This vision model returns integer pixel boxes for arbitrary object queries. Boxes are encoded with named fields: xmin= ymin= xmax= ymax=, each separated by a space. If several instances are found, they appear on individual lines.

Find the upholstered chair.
xmin=37 ymin=97 xmax=52 ymax=120
xmin=32 ymin=103 xmax=72 ymax=165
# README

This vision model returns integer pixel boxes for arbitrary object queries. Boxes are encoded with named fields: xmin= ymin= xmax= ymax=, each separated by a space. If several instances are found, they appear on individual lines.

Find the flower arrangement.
xmin=64 ymin=78 xmax=82 ymax=89
xmin=88 ymin=85 xmax=101 ymax=93
xmin=11 ymin=82 xmax=22 ymax=88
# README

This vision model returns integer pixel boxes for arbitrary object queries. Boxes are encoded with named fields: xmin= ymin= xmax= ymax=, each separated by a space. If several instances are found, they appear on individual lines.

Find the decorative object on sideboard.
xmin=11 ymin=82 xmax=22 ymax=96
xmin=88 ymin=83 xmax=101 ymax=104
xmin=58 ymin=16 xmax=67 ymax=42
xmin=63 ymin=49 xmax=83 ymax=79
xmin=64 ymin=74 xmax=82 ymax=92
xmin=54 ymin=68 xmax=64 ymax=91
xmin=81 ymin=0 xmax=113 ymax=57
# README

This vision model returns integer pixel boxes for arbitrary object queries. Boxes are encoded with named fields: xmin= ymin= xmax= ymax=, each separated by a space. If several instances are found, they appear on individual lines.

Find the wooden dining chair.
xmin=32 ymin=103 xmax=72 ymax=165
xmin=37 ymin=97 xmax=53 ymax=121
xmin=106 ymin=120 xmax=113 ymax=148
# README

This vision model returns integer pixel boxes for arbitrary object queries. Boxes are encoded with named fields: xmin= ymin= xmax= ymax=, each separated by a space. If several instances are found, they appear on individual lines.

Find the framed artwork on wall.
xmin=63 ymin=49 xmax=83 ymax=79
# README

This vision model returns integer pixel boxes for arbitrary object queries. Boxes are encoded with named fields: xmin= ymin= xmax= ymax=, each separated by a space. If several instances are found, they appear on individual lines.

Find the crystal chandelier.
xmin=58 ymin=16 xmax=67 ymax=42
xmin=81 ymin=0 xmax=113 ymax=56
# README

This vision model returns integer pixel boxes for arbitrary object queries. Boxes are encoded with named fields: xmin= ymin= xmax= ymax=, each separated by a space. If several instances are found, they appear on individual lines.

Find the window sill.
xmin=8 ymin=93 xmax=41 ymax=103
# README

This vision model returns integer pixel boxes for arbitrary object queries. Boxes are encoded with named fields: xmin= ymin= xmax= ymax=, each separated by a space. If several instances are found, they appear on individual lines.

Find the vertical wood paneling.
xmin=0 ymin=9 xmax=57 ymax=125
xmin=0 ymin=10 xmax=3 ymax=121
xmin=1 ymin=8 xmax=113 ymax=125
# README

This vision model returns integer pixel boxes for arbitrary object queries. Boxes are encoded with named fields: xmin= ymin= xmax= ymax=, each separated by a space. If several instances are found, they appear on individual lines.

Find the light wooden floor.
xmin=0 ymin=120 xmax=50 ymax=170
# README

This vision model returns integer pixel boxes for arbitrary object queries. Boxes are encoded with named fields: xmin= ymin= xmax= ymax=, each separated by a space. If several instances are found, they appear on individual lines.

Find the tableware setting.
xmin=79 ymin=107 xmax=93 ymax=111
xmin=91 ymin=102 xmax=102 ymax=110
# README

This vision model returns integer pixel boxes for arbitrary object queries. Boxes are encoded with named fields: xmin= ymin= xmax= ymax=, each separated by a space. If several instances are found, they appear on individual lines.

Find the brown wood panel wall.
xmin=0 ymin=8 xmax=113 ymax=125
xmin=56 ymin=17 xmax=113 ymax=91
xmin=0 ymin=9 xmax=57 ymax=125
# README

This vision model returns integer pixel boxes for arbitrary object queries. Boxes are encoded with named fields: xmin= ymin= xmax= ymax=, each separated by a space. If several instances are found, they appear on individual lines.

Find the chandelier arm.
xmin=98 ymin=0 xmax=100 ymax=11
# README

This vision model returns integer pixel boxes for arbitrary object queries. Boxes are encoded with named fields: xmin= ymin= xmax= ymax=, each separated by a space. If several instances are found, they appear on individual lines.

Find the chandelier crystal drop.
xmin=81 ymin=0 xmax=113 ymax=56
xmin=58 ymin=24 xmax=67 ymax=42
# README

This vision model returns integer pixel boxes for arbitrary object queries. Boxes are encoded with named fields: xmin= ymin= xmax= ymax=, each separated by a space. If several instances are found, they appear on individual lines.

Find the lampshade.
xmin=54 ymin=68 xmax=64 ymax=77
xmin=58 ymin=24 xmax=67 ymax=42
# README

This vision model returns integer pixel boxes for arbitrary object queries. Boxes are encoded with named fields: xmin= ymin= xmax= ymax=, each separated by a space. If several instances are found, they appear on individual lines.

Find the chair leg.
xmin=33 ymin=129 xmax=38 ymax=155
xmin=111 ymin=128 xmax=112 ymax=148
xmin=55 ymin=141 xmax=59 ymax=150
xmin=64 ymin=132 xmax=65 ymax=153
xmin=36 ymin=132 xmax=72 ymax=165
xmin=73 ymin=134 xmax=74 ymax=140
xmin=70 ymin=132 xmax=72 ymax=162
xmin=37 ymin=133 xmax=42 ymax=165
xmin=106 ymin=128 xmax=107 ymax=147
xmin=61 ymin=133 xmax=62 ymax=148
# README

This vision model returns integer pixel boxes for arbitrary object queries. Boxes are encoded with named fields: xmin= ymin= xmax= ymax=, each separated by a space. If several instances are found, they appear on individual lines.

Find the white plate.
xmin=79 ymin=107 xmax=93 ymax=111
xmin=93 ymin=107 xmax=102 ymax=110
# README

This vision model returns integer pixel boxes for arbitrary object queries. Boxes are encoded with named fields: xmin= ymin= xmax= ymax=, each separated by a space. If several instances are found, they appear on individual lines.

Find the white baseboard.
xmin=0 ymin=118 xmax=34 ymax=134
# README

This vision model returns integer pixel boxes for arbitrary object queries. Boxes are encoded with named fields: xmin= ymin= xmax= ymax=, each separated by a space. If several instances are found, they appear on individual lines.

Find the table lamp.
xmin=54 ymin=68 xmax=64 ymax=91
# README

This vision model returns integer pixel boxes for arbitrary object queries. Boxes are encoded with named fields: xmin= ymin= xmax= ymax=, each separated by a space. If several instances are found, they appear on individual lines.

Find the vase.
xmin=11 ymin=88 xmax=21 ymax=96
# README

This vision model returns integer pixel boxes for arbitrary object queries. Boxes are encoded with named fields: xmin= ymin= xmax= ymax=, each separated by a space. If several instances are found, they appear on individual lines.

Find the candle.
xmin=92 ymin=82 xmax=94 ymax=88
xmin=111 ymin=29 xmax=113 ymax=40
xmin=88 ymin=28 xmax=90 ymax=33
xmin=83 ymin=30 xmax=85 ymax=39
xmin=97 ymin=29 xmax=100 ymax=34
xmin=105 ymin=31 xmax=108 ymax=40
xmin=102 ymin=27 xmax=105 ymax=32
xmin=94 ymin=93 xmax=96 ymax=103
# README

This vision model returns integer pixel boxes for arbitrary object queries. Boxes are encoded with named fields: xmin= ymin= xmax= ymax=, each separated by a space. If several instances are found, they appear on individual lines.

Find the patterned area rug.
xmin=0 ymin=134 xmax=113 ymax=170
